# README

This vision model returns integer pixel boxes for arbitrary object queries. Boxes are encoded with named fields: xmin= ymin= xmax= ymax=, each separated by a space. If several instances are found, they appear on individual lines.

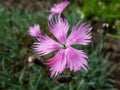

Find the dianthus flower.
xmin=49 ymin=1 xmax=70 ymax=20
xmin=31 ymin=17 xmax=92 ymax=77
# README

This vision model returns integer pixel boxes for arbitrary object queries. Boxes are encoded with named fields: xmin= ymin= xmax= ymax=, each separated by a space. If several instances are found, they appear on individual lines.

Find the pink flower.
xmin=32 ymin=17 xmax=92 ymax=77
xmin=49 ymin=1 xmax=70 ymax=20
xmin=28 ymin=24 xmax=41 ymax=37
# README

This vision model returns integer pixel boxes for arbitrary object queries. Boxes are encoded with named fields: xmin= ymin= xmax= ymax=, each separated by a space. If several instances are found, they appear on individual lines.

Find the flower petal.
xmin=46 ymin=46 xmax=88 ymax=78
xmin=48 ymin=13 xmax=55 ymax=20
xmin=65 ymin=47 xmax=88 ymax=72
xmin=48 ymin=1 xmax=69 ymax=20
xmin=33 ymin=35 xmax=63 ymax=56
xmin=46 ymin=49 xmax=67 ymax=77
xmin=67 ymin=22 xmax=92 ymax=46
xmin=28 ymin=24 xmax=41 ymax=37
xmin=49 ymin=17 xmax=70 ymax=44
xmin=50 ymin=1 xmax=70 ymax=14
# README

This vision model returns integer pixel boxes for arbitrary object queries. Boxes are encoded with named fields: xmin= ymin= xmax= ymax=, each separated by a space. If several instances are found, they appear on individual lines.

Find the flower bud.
xmin=56 ymin=76 xmax=72 ymax=83
xmin=28 ymin=56 xmax=47 ymax=68
xmin=101 ymin=23 xmax=109 ymax=36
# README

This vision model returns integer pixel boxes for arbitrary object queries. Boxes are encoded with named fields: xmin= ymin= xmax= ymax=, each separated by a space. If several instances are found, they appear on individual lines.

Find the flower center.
xmin=63 ymin=44 xmax=67 ymax=49
xmin=61 ymin=43 xmax=70 ymax=49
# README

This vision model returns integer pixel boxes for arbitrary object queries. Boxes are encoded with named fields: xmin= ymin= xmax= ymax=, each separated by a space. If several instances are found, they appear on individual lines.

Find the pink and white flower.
xmin=49 ymin=1 xmax=70 ymax=20
xmin=28 ymin=24 xmax=41 ymax=37
xmin=32 ymin=17 xmax=92 ymax=77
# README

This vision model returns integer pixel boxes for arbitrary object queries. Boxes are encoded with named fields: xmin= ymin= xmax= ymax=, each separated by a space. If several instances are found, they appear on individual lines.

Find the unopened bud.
xmin=101 ymin=23 xmax=109 ymax=36
xmin=28 ymin=56 xmax=47 ymax=68
xmin=56 ymin=76 xmax=72 ymax=83
xmin=102 ymin=23 xmax=109 ymax=30
xmin=28 ymin=56 xmax=35 ymax=63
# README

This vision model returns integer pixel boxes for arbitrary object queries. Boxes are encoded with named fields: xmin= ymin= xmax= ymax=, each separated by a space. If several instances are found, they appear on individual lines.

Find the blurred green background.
xmin=0 ymin=0 xmax=120 ymax=90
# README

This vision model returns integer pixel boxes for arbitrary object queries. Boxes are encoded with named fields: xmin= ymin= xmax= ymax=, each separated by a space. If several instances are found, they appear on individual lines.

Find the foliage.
xmin=0 ymin=1 xmax=118 ymax=90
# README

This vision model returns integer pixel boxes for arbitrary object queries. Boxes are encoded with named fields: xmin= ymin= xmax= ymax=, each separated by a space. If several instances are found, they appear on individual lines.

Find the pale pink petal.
xmin=46 ymin=49 xmax=67 ymax=77
xmin=48 ymin=1 xmax=69 ymax=20
xmin=48 ymin=13 xmax=55 ymax=20
xmin=46 ymin=46 xmax=88 ymax=78
xmin=28 ymin=24 xmax=41 ymax=37
xmin=33 ymin=35 xmax=63 ymax=56
xmin=50 ymin=1 xmax=70 ymax=14
xmin=48 ymin=17 xmax=70 ymax=44
xmin=67 ymin=22 xmax=92 ymax=46
xmin=65 ymin=47 xmax=88 ymax=72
